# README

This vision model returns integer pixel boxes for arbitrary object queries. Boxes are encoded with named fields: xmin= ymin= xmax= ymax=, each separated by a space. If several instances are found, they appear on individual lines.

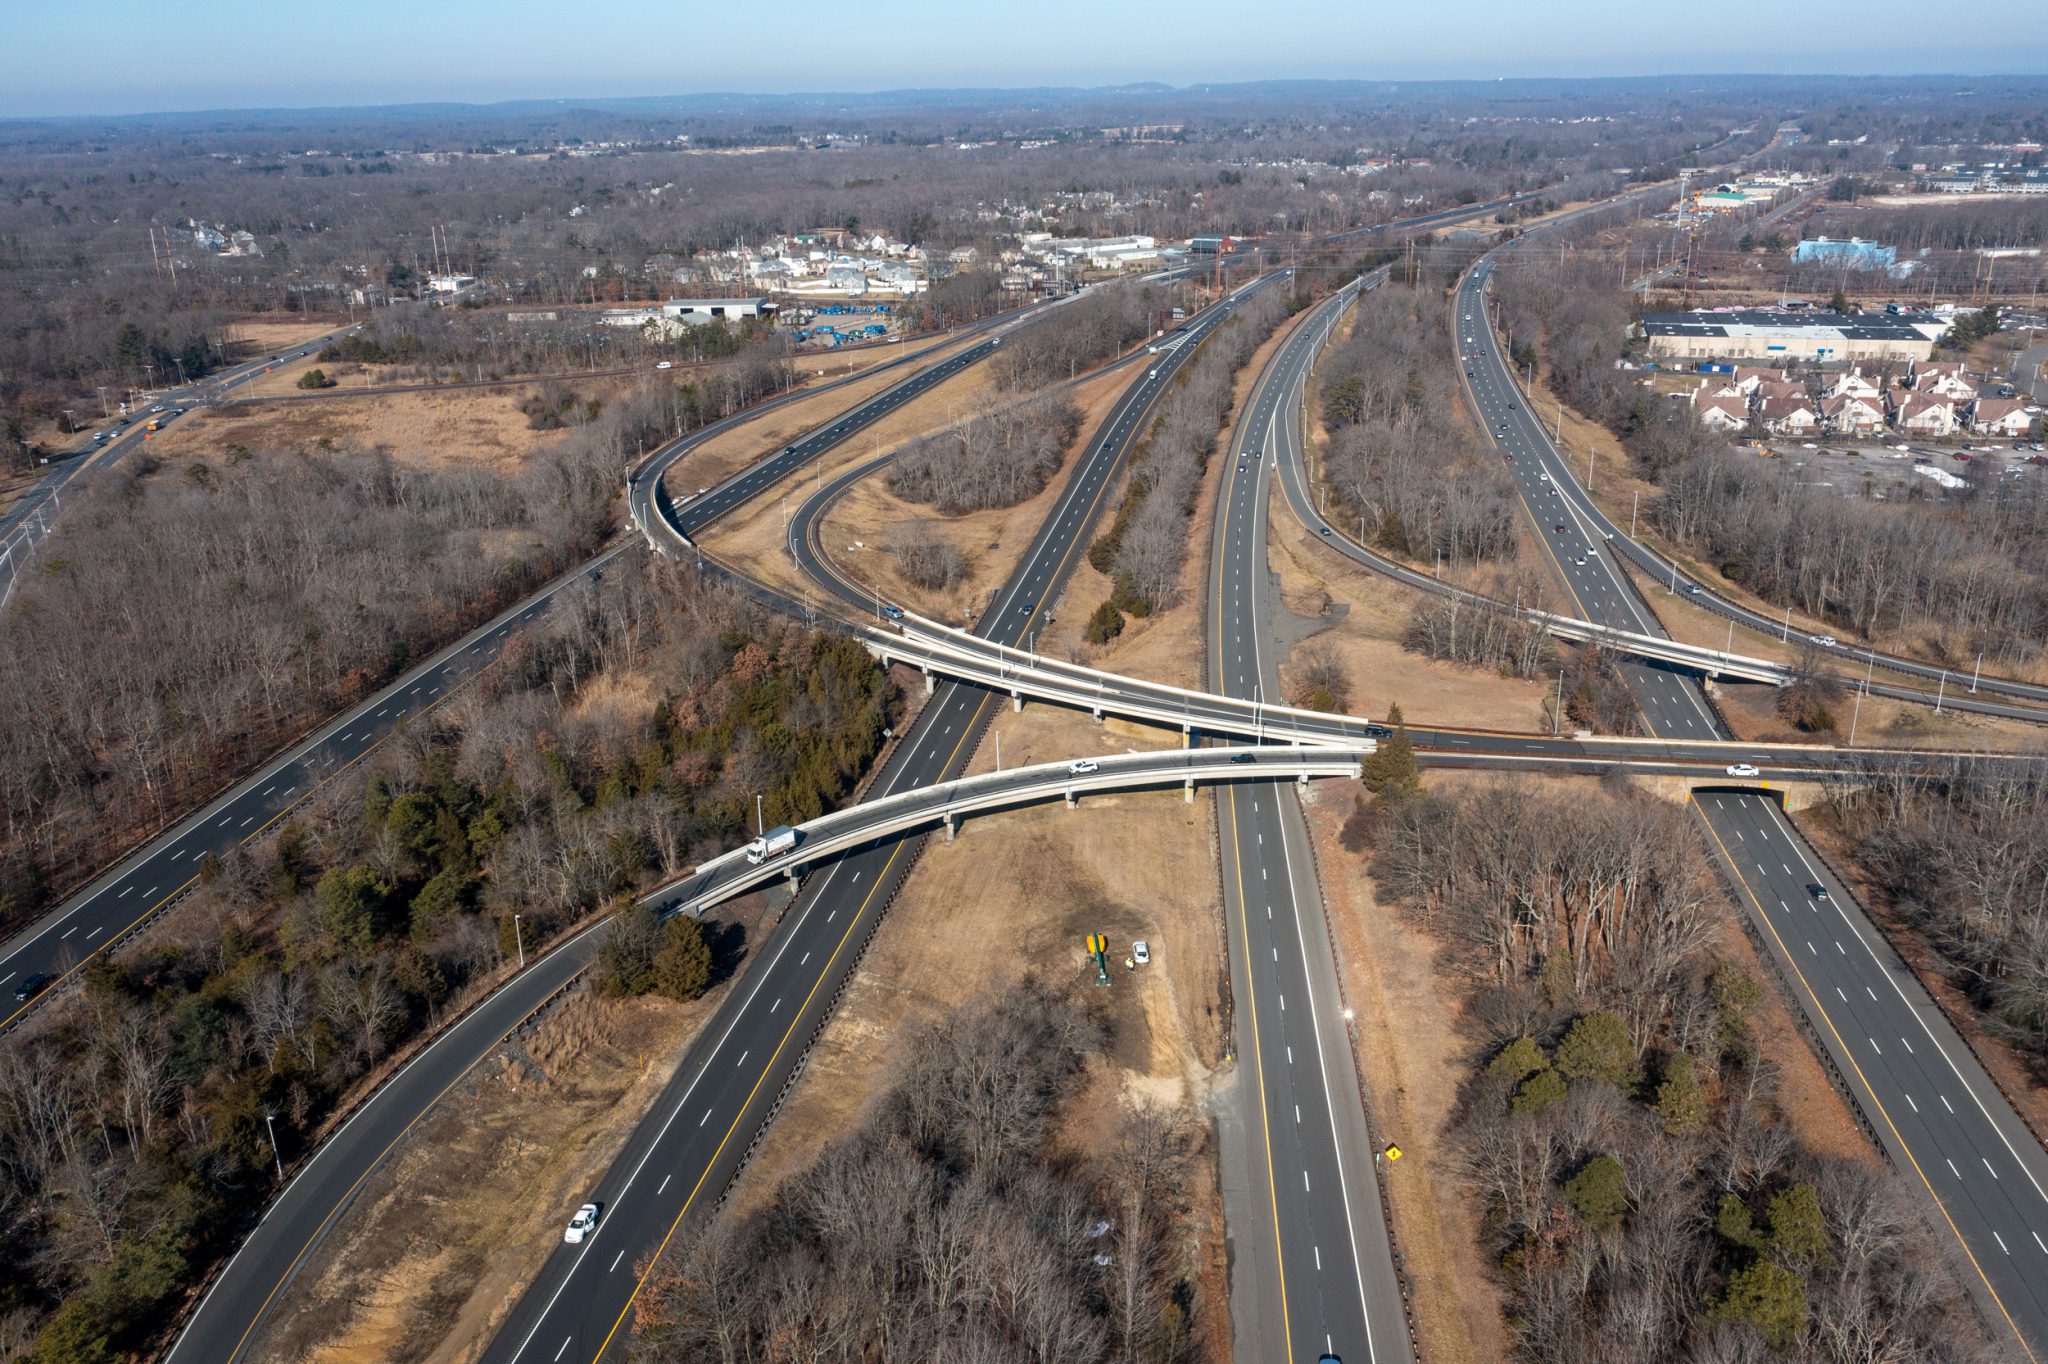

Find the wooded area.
xmin=1320 ymin=283 xmax=1522 ymax=569
xmin=0 ymin=355 xmax=805 ymax=927
xmin=631 ymin=985 xmax=1208 ymax=1363
xmin=1356 ymin=777 xmax=1985 ymax=1363
xmin=1085 ymin=285 xmax=1296 ymax=643
xmin=888 ymin=393 xmax=1083 ymax=514
xmin=0 ymin=552 xmax=897 ymax=1360
xmin=1822 ymin=767 xmax=2048 ymax=1075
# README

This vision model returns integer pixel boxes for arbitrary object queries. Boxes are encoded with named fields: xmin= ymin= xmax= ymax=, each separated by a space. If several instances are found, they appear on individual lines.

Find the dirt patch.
xmin=1301 ymin=789 xmax=1510 ymax=1364
xmin=725 ymin=701 xmax=1232 ymax=1353
xmin=1300 ymin=770 xmax=1881 ymax=1364
xmin=144 ymin=385 xmax=590 ymax=473
xmin=245 ymin=963 xmax=748 ymax=1364
xmin=811 ymin=365 xmax=1135 ymax=625
xmin=1264 ymin=479 xmax=1554 ymax=730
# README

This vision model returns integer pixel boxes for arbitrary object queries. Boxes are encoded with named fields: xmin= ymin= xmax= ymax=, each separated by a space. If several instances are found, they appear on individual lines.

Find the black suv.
xmin=13 ymin=972 xmax=54 ymax=1004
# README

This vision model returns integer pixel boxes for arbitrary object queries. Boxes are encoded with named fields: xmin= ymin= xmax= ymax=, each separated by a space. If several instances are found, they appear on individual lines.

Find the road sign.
xmin=1384 ymin=1144 xmax=1403 ymax=1163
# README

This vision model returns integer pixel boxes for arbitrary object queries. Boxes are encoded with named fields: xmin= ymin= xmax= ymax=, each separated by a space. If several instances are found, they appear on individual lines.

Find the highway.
xmin=0 ymin=310 xmax=1025 ymax=1032
xmin=480 ymin=272 xmax=1286 ymax=1364
xmin=159 ymin=304 xmax=1075 ymax=1358
xmin=0 ymin=325 xmax=358 ymax=601
xmin=1695 ymin=793 xmax=2048 ymax=1356
xmin=1471 ymin=279 xmax=2048 ymax=717
xmin=1208 ymin=276 xmax=1408 ymax=1364
xmin=1454 ymin=223 xmax=2048 ymax=1356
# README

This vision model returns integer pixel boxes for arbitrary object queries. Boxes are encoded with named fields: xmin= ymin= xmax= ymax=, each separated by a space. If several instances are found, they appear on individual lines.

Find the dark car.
xmin=1230 ymin=751 xmax=1258 ymax=764
xmin=13 ymin=972 xmax=54 ymax=1004
xmin=880 ymin=604 xmax=905 ymax=621
xmin=1363 ymin=722 xmax=1394 ymax=739
xmin=1554 ymin=523 xmax=1566 ymax=533
xmin=1808 ymin=882 xmax=1830 ymax=902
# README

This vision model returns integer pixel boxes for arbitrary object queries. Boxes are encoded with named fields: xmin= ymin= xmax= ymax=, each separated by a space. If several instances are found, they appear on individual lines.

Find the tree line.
xmin=888 ymin=393 xmax=1084 ymax=514
xmin=630 ymin=984 xmax=1208 ymax=1364
xmin=0 ymin=551 xmax=899 ymax=1361
xmin=1352 ymin=776 xmax=1988 ymax=1363
xmin=0 ymin=356 xmax=801 ymax=934
xmin=1084 ymin=285 xmax=1297 ymax=644
xmin=1819 ymin=765 xmax=2048 ymax=1075
xmin=1319 ymin=282 xmax=1522 ymax=568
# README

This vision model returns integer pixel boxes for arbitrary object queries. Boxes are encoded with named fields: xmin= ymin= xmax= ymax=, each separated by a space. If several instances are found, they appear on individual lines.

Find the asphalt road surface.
xmin=1208 ymin=276 xmax=1410 ymax=1364
xmin=1461 ymin=229 xmax=2048 ymax=1356
xmin=157 ymin=309 xmax=1055 ymax=1360
xmin=481 ymin=272 xmax=1288 ymax=1364
xmin=2 ymin=309 xmax=1031 ymax=1035
xmin=1695 ymin=793 xmax=2048 ymax=1355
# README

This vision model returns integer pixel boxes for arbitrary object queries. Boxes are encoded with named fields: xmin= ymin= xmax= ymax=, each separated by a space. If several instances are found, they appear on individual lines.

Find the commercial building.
xmin=660 ymin=297 xmax=775 ymax=324
xmin=1641 ymin=309 xmax=1939 ymax=364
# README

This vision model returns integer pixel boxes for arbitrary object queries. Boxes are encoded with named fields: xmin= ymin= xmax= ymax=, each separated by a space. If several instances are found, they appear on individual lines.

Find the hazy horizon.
xmin=11 ymin=0 xmax=2047 ymax=120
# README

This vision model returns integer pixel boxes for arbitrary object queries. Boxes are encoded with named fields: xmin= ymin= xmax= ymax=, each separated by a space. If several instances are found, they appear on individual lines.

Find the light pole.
xmin=1970 ymin=651 xmax=1982 ymax=694
xmin=1849 ymin=687 xmax=1864 ymax=746
xmin=513 ymin=913 xmax=525 ymax=970
xmin=263 ymin=1113 xmax=284 ymax=1180
xmin=755 ymin=794 xmax=765 ymax=838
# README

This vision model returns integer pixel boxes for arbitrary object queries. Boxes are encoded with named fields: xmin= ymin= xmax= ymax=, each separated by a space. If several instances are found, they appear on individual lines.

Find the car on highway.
xmin=1553 ymin=523 xmax=1566 ymax=533
xmin=1538 ymin=472 xmax=1550 ymax=482
xmin=1573 ymin=555 xmax=1587 ymax=565
xmin=1684 ymin=584 xmax=1704 ymax=595
xmin=1362 ymin=722 xmax=1394 ymax=739
xmin=1808 ymin=882 xmax=1831 ymax=902
xmin=564 ymin=1203 xmax=601 ymax=1244
xmin=13 ymin=972 xmax=55 ymax=1004
xmin=880 ymin=604 xmax=905 ymax=621
xmin=1068 ymin=758 xmax=1099 ymax=775
xmin=1810 ymin=634 xmax=1838 ymax=647
xmin=1318 ymin=526 xmax=1332 ymax=536
xmin=1230 ymin=750 xmax=1258 ymax=763
xmin=1132 ymin=940 xmax=1150 ymax=965
xmin=1725 ymin=763 xmax=1761 ymax=778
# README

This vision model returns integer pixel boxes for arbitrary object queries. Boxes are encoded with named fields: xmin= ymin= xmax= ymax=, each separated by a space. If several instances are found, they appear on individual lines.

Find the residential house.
xmin=1758 ymin=394 xmax=1819 ymax=437
xmin=1913 ymin=362 xmax=1977 ymax=401
xmin=1756 ymin=379 xmax=1809 ymax=407
xmin=1970 ymin=397 xmax=2033 ymax=438
xmin=1822 ymin=393 xmax=1886 ymax=435
xmin=1730 ymin=366 xmax=1781 ymax=396
xmin=1695 ymin=394 xmax=1751 ymax=433
xmin=1824 ymin=367 xmax=1884 ymax=401
xmin=1892 ymin=391 xmax=1960 ymax=436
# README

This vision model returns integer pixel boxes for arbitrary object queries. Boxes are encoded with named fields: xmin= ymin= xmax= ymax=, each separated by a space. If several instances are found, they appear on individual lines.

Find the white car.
xmin=564 ymin=1203 xmax=600 ymax=1244
xmin=655 ymin=360 xmax=673 ymax=370
xmin=1068 ymin=758 xmax=1099 ymax=775
xmin=1725 ymin=763 xmax=1761 ymax=779
xmin=1810 ymin=634 xmax=1838 ymax=647
xmin=1132 ymin=940 xmax=1150 ymax=965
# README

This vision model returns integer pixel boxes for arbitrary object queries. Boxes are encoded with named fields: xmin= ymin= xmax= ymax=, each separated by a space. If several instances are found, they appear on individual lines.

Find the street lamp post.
xmin=263 ymin=1113 xmax=284 ymax=1180
xmin=513 ymin=913 xmax=525 ymax=970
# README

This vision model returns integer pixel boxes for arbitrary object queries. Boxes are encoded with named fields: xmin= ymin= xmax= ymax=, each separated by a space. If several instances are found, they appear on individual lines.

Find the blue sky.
xmin=8 ymin=0 xmax=2047 ymax=118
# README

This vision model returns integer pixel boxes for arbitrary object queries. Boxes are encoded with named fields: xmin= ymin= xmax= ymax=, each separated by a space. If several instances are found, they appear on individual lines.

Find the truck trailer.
xmin=745 ymin=825 xmax=800 ymax=865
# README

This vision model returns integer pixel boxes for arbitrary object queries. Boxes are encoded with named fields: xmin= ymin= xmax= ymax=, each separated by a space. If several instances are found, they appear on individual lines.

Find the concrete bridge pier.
xmin=1184 ymin=778 xmax=1194 ymax=803
xmin=923 ymin=668 xmax=935 ymax=696
xmin=1064 ymin=788 xmax=1078 ymax=809
xmin=1011 ymin=690 xmax=1022 ymax=712
xmin=942 ymin=811 xmax=957 ymax=842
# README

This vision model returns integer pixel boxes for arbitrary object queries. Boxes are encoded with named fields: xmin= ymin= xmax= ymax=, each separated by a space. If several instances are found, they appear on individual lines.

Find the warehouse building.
xmin=1640 ymin=309 xmax=1939 ymax=364
xmin=660 ymin=297 xmax=776 ymax=324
